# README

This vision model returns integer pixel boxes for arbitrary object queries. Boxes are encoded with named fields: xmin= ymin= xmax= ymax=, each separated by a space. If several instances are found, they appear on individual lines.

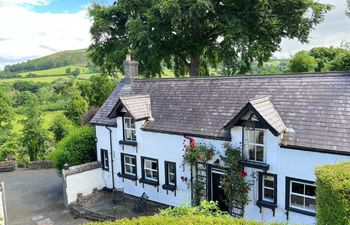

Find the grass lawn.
xmin=13 ymin=111 xmax=64 ymax=134
xmin=18 ymin=65 xmax=90 ymax=77
xmin=0 ymin=73 xmax=94 ymax=84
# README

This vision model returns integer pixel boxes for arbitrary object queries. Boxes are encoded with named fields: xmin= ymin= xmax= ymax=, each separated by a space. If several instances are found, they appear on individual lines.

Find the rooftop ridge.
xmin=134 ymin=71 xmax=350 ymax=82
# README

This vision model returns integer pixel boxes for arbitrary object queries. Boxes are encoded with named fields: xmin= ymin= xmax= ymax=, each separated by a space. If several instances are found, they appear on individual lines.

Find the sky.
xmin=0 ymin=0 xmax=349 ymax=69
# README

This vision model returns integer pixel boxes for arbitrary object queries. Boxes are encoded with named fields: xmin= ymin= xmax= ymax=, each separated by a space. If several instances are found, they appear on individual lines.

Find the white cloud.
xmin=0 ymin=0 xmax=50 ymax=6
xmin=274 ymin=0 xmax=350 ymax=58
xmin=0 ymin=2 xmax=91 ymax=69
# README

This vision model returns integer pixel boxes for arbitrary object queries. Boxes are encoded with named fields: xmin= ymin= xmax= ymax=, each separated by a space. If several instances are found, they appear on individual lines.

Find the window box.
xmin=139 ymin=178 xmax=159 ymax=186
xmin=256 ymin=200 xmax=277 ymax=209
xmin=162 ymin=184 xmax=176 ymax=191
xmin=119 ymin=140 xmax=138 ymax=147
xmin=240 ymin=160 xmax=269 ymax=171
xmin=286 ymin=177 xmax=316 ymax=217
xmin=117 ymin=172 xmax=137 ymax=181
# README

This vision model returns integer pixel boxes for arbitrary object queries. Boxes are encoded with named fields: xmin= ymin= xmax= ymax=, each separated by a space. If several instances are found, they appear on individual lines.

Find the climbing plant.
xmin=182 ymin=137 xmax=215 ymax=206
xmin=221 ymin=143 xmax=250 ymax=215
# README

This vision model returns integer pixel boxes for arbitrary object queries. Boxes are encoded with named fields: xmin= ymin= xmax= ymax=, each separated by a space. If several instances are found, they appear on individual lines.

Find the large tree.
xmin=288 ymin=50 xmax=317 ymax=73
xmin=347 ymin=0 xmax=350 ymax=17
xmin=89 ymin=0 xmax=331 ymax=77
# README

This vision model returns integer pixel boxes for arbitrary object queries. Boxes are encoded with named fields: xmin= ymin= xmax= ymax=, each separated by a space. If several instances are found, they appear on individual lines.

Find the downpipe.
xmin=105 ymin=126 xmax=115 ymax=189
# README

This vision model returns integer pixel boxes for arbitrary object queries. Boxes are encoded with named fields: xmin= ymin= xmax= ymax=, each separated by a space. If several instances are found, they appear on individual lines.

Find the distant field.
xmin=18 ymin=65 xmax=90 ymax=77
xmin=13 ymin=110 xmax=64 ymax=134
xmin=0 ymin=73 xmax=94 ymax=83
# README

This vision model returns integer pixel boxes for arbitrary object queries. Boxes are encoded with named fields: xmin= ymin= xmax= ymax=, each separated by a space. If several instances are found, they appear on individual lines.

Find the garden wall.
xmin=63 ymin=162 xmax=105 ymax=206
xmin=0 ymin=182 xmax=7 ymax=225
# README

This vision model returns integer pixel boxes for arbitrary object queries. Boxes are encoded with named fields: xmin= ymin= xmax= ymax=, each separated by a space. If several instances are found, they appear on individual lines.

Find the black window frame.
xmin=163 ymin=161 xmax=176 ymax=190
xmin=285 ymin=177 xmax=316 ymax=217
xmin=119 ymin=153 xmax=137 ymax=181
xmin=257 ymin=172 xmax=277 ymax=209
xmin=122 ymin=116 xmax=137 ymax=142
xmin=140 ymin=156 xmax=159 ymax=186
xmin=100 ymin=149 xmax=109 ymax=171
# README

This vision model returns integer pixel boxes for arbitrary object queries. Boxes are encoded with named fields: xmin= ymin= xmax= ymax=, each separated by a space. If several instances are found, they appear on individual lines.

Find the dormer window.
xmin=124 ymin=117 xmax=136 ymax=141
xmin=244 ymin=128 xmax=265 ymax=162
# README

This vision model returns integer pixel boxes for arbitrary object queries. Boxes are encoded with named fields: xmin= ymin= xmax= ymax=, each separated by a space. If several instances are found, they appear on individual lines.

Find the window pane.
xmin=152 ymin=171 xmax=158 ymax=179
xmin=131 ymin=130 xmax=136 ymax=141
xmin=248 ymin=145 xmax=255 ymax=160
xmin=130 ymin=119 xmax=135 ymax=129
xmin=169 ymin=174 xmax=176 ymax=184
xmin=246 ymin=130 xmax=254 ymax=143
xmin=256 ymin=130 xmax=264 ymax=144
xmin=125 ymin=156 xmax=130 ymax=164
xmin=145 ymin=169 xmax=152 ymax=178
xmin=264 ymin=176 xmax=274 ymax=188
xmin=264 ymin=188 xmax=274 ymax=201
xmin=145 ymin=160 xmax=151 ymax=168
xmin=305 ymin=197 xmax=316 ymax=211
xmin=305 ymin=185 xmax=316 ymax=197
xmin=256 ymin=146 xmax=264 ymax=162
xmin=125 ymin=118 xmax=130 ymax=128
xmin=151 ymin=162 xmax=157 ymax=170
xmin=292 ymin=182 xmax=304 ymax=194
xmin=131 ymin=157 xmax=136 ymax=165
xmin=291 ymin=194 xmax=304 ymax=208
xmin=169 ymin=163 xmax=175 ymax=173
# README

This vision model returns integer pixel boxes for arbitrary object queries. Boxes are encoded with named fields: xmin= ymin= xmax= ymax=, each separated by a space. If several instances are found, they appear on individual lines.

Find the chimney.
xmin=123 ymin=54 xmax=139 ymax=84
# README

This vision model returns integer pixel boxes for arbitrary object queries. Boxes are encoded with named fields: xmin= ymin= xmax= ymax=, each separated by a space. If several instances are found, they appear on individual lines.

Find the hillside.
xmin=3 ymin=49 xmax=92 ymax=73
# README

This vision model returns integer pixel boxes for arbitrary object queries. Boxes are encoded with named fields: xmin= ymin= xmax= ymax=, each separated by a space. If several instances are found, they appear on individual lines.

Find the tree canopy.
xmin=88 ymin=0 xmax=331 ymax=77
xmin=288 ymin=50 xmax=317 ymax=73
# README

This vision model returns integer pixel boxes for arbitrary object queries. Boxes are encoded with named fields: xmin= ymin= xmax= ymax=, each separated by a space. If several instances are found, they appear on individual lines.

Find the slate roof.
xmin=90 ymin=72 xmax=350 ymax=154
xmin=109 ymin=95 xmax=151 ymax=121
xmin=224 ymin=96 xmax=287 ymax=135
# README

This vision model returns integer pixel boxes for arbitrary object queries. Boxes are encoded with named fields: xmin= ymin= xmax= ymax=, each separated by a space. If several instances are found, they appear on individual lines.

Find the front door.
xmin=210 ymin=168 xmax=228 ymax=211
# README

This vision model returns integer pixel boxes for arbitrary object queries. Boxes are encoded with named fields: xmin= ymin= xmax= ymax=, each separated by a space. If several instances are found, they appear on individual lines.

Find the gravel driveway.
xmin=0 ymin=168 xmax=86 ymax=225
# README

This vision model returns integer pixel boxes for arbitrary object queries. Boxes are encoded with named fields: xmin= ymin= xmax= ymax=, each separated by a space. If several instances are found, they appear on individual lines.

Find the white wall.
xmin=233 ymin=127 xmax=350 ymax=225
xmin=95 ymin=123 xmax=350 ymax=225
xmin=64 ymin=168 xmax=105 ymax=205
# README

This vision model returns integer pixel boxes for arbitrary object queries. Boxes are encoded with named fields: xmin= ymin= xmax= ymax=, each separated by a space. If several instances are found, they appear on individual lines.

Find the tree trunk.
xmin=189 ymin=53 xmax=200 ymax=77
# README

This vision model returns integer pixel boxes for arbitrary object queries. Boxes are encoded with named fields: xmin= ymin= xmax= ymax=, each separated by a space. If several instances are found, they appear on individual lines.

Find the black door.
xmin=211 ymin=169 xmax=228 ymax=211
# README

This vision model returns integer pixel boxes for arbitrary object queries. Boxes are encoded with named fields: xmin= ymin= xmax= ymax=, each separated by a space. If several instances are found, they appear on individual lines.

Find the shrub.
xmin=315 ymin=162 xmax=350 ymax=225
xmin=85 ymin=215 xmax=282 ymax=225
xmin=49 ymin=114 xmax=74 ymax=142
xmin=64 ymin=95 xmax=88 ymax=124
xmin=50 ymin=126 xmax=96 ymax=172
xmin=160 ymin=201 xmax=228 ymax=217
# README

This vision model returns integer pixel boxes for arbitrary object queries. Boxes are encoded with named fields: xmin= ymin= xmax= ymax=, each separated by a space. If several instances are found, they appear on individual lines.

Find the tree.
xmin=347 ymin=0 xmax=350 ymax=17
xmin=21 ymin=103 xmax=49 ymax=161
xmin=65 ymin=67 xmax=71 ymax=75
xmin=50 ymin=126 xmax=96 ymax=172
xmin=326 ymin=51 xmax=350 ymax=71
xmin=88 ymin=1 xmax=331 ymax=77
xmin=64 ymin=94 xmax=88 ymax=124
xmin=287 ymin=50 xmax=317 ymax=72
xmin=0 ymin=88 xmax=14 ymax=130
xmin=309 ymin=47 xmax=347 ymax=72
xmin=72 ymin=68 xmax=80 ymax=77
xmin=49 ymin=114 xmax=74 ymax=142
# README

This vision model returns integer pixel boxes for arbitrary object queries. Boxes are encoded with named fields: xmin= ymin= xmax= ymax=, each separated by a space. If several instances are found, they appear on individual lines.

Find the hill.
xmin=3 ymin=49 xmax=92 ymax=73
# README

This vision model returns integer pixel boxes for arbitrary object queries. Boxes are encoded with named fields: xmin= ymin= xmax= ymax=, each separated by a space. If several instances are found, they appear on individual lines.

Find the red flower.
xmin=243 ymin=187 xmax=249 ymax=193
xmin=189 ymin=137 xmax=195 ymax=149
xmin=241 ymin=171 xmax=248 ymax=177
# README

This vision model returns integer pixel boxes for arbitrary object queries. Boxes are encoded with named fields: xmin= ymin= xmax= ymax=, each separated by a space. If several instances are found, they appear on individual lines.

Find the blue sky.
xmin=0 ymin=0 xmax=349 ymax=69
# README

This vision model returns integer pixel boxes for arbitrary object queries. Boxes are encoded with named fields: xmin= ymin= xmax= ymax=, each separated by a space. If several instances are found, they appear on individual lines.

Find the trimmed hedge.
xmin=86 ymin=215 xmax=283 ymax=225
xmin=315 ymin=162 xmax=350 ymax=225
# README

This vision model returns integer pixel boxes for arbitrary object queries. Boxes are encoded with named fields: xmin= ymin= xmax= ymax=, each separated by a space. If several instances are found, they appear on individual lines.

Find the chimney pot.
xmin=123 ymin=54 xmax=138 ymax=84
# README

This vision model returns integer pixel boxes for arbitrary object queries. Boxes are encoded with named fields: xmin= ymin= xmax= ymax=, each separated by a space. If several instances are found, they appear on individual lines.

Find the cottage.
xmin=90 ymin=56 xmax=350 ymax=225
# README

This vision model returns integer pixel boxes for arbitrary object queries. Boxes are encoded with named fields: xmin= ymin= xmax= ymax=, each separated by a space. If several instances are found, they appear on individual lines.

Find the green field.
xmin=0 ymin=73 xmax=94 ymax=84
xmin=18 ymin=65 xmax=90 ymax=77
xmin=13 ymin=111 xmax=64 ymax=134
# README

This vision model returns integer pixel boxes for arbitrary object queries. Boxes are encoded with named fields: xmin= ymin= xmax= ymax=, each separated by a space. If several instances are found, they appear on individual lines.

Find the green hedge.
xmin=87 ymin=215 xmax=282 ymax=225
xmin=315 ymin=162 xmax=350 ymax=225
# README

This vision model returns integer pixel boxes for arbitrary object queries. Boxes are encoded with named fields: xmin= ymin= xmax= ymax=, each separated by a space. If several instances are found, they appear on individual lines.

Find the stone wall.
xmin=28 ymin=161 xmax=53 ymax=169
xmin=63 ymin=162 xmax=105 ymax=206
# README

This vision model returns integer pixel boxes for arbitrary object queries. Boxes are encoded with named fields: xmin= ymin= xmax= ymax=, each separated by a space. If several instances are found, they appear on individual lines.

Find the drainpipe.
xmin=105 ymin=126 xmax=115 ymax=190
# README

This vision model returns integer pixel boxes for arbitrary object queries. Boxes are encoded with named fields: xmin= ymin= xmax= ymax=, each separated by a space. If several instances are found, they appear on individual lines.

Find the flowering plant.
xmin=182 ymin=138 xmax=215 ymax=166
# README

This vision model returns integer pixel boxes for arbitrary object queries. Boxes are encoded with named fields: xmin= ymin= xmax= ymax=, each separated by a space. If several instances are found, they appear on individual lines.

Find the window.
xmin=101 ymin=149 xmax=109 ymax=171
xmin=165 ymin=161 xmax=176 ymax=186
xmin=141 ymin=157 xmax=158 ymax=182
xmin=123 ymin=117 xmax=136 ymax=141
xmin=258 ymin=173 xmax=277 ymax=206
xmin=286 ymin=177 xmax=316 ymax=216
xmin=121 ymin=153 xmax=137 ymax=178
xmin=244 ymin=128 xmax=265 ymax=162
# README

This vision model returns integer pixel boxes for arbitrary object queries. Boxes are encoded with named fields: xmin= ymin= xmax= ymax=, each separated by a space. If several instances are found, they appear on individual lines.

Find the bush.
xmin=64 ymin=95 xmax=88 ymax=124
xmin=49 ymin=114 xmax=74 ymax=142
xmin=86 ymin=215 xmax=282 ymax=225
xmin=50 ymin=126 xmax=96 ymax=172
xmin=315 ymin=162 xmax=350 ymax=225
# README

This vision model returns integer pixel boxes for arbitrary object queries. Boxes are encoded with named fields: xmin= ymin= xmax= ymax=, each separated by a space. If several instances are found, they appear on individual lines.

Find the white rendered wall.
xmin=64 ymin=168 xmax=105 ymax=205
xmin=232 ymin=126 xmax=350 ymax=225
xmin=95 ymin=123 xmax=350 ymax=225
